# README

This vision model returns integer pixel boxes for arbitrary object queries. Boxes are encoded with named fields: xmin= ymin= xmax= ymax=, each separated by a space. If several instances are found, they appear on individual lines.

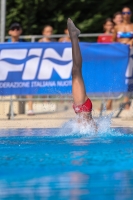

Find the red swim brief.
xmin=73 ymin=98 xmax=92 ymax=113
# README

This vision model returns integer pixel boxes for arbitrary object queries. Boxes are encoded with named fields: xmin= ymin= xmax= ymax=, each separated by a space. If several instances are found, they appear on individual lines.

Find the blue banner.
xmin=0 ymin=42 xmax=130 ymax=95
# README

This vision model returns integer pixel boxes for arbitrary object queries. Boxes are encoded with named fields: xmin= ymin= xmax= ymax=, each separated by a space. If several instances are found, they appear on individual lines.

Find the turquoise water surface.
xmin=0 ymin=127 xmax=133 ymax=200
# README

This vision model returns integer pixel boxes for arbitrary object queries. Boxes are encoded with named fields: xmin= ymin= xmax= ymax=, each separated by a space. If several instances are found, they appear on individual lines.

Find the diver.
xmin=67 ymin=18 xmax=96 ymax=129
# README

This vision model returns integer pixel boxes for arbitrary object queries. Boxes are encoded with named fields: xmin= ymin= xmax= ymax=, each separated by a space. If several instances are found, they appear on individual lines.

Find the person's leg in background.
xmin=26 ymin=95 xmax=34 ymax=115
xmin=106 ymin=97 xmax=130 ymax=110
xmin=106 ymin=99 xmax=113 ymax=110
xmin=123 ymin=96 xmax=130 ymax=109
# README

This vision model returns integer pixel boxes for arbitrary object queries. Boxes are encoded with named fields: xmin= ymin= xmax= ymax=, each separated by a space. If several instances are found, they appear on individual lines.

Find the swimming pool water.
xmin=0 ymin=128 xmax=133 ymax=200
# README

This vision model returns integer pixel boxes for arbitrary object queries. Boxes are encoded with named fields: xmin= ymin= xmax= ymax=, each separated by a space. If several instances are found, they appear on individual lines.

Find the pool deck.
xmin=0 ymin=106 xmax=133 ymax=129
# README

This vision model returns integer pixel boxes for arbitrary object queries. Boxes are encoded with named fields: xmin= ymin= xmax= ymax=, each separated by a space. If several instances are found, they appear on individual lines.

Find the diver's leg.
xmin=67 ymin=18 xmax=87 ymax=105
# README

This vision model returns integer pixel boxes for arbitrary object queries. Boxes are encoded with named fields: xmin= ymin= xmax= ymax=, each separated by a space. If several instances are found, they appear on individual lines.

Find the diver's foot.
xmin=67 ymin=18 xmax=80 ymax=37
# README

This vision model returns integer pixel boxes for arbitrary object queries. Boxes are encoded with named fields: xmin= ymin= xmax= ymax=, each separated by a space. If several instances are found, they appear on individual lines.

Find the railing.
xmin=4 ymin=33 xmax=105 ymax=42
xmin=0 ymin=94 xmax=123 ymax=120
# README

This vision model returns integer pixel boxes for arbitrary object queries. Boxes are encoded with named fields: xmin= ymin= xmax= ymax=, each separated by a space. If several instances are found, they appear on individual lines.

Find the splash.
xmin=58 ymin=109 xmax=122 ymax=137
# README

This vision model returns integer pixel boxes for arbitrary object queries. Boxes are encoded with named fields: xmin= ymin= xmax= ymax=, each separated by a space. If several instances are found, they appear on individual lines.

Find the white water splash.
xmin=58 ymin=110 xmax=122 ymax=137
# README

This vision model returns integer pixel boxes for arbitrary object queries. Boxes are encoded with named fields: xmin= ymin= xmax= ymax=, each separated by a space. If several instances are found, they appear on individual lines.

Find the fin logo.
xmin=38 ymin=48 xmax=72 ymax=80
xmin=0 ymin=49 xmax=27 ymax=81
xmin=0 ymin=48 xmax=72 ymax=81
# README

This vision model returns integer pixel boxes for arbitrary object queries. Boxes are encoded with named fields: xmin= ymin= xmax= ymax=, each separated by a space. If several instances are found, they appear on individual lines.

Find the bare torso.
xmin=113 ymin=23 xmax=133 ymax=44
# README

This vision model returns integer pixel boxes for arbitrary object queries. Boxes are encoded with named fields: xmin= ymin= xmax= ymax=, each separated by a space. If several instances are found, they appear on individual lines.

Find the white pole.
xmin=1 ymin=0 xmax=6 ymax=42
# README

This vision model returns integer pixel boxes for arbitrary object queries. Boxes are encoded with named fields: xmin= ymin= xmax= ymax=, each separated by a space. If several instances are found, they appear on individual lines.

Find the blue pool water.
xmin=0 ymin=127 xmax=133 ymax=200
